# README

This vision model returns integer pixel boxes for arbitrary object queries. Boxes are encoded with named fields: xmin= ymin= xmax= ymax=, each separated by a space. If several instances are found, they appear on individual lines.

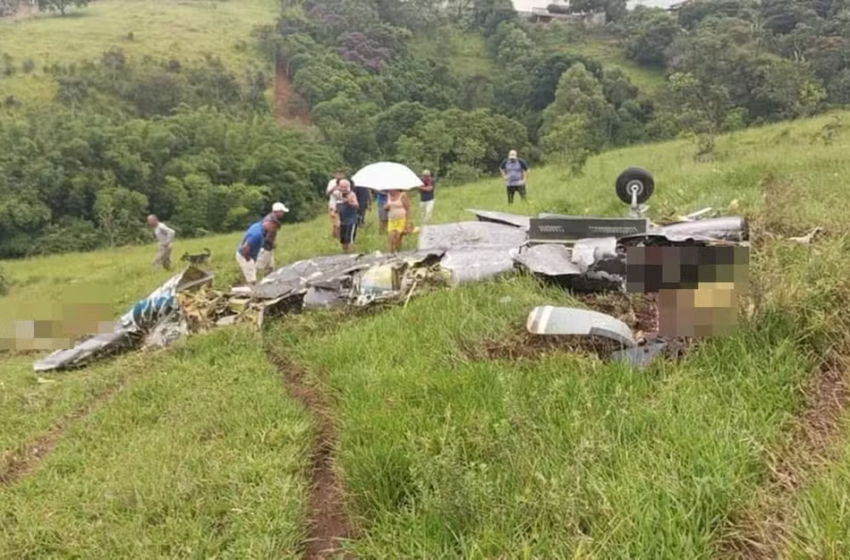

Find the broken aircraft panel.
xmin=33 ymin=266 xmax=214 ymax=373
xmin=619 ymin=216 xmax=749 ymax=246
xmin=465 ymin=208 xmax=531 ymax=230
xmin=528 ymin=216 xmax=650 ymax=244
xmin=610 ymin=336 xmax=669 ymax=369
xmin=417 ymin=222 xmax=528 ymax=252
xmin=512 ymin=244 xmax=582 ymax=277
xmin=526 ymin=305 xmax=637 ymax=348
xmin=440 ymin=248 xmax=517 ymax=285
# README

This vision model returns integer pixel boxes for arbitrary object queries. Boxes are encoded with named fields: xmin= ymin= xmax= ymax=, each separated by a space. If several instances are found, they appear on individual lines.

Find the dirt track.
xmin=264 ymin=342 xmax=353 ymax=560
xmin=0 ymin=376 xmax=130 ymax=487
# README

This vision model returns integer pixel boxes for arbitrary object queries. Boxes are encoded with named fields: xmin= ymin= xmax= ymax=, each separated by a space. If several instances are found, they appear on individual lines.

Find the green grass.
xmin=409 ymin=24 xmax=664 ymax=94
xmin=409 ymin=27 xmax=498 ymax=80
xmin=568 ymin=39 xmax=666 ymax=93
xmin=531 ymin=24 xmax=666 ymax=94
xmin=0 ymin=0 xmax=278 ymax=103
xmin=2 ymin=112 xmax=850 ymax=556
xmin=0 ymin=328 xmax=311 ymax=558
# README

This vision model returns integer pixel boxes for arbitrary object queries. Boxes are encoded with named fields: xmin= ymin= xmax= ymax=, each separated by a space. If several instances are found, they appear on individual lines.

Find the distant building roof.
xmin=668 ymin=0 xmax=692 ymax=11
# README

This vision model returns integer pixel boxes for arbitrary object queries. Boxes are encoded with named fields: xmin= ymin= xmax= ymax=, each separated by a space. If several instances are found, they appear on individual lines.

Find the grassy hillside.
xmin=409 ymin=28 xmax=497 ymax=80
xmin=532 ymin=26 xmax=666 ymax=94
xmin=2 ymin=112 xmax=850 ymax=557
xmin=0 ymin=0 xmax=277 ymax=103
xmin=411 ymin=25 xmax=665 ymax=95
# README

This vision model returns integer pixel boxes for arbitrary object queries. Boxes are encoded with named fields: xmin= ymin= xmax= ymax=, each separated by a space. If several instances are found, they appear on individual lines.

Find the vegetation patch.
xmin=0 ymin=328 xmax=312 ymax=558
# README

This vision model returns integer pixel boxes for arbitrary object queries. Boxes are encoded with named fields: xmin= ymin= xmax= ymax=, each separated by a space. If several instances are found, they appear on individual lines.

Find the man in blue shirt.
xmin=498 ymin=149 xmax=529 ymax=204
xmin=257 ymin=202 xmax=289 ymax=279
xmin=235 ymin=220 xmax=275 ymax=285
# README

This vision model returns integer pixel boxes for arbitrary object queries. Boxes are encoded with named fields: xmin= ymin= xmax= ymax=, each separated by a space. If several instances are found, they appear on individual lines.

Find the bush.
xmin=0 ymin=267 xmax=8 ymax=297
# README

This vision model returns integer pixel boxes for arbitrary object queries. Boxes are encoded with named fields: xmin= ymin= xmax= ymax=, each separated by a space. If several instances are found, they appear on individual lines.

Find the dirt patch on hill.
xmin=264 ymin=343 xmax=352 ymax=560
xmin=274 ymin=65 xmax=311 ymax=125
xmin=716 ymin=352 xmax=850 ymax=559
xmin=455 ymin=293 xmax=662 ymax=364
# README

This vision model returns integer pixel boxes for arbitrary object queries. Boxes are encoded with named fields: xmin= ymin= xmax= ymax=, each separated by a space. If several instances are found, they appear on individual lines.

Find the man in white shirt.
xmin=326 ymin=169 xmax=345 ymax=239
xmin=147 ymin=214 xmax=175 ymax=271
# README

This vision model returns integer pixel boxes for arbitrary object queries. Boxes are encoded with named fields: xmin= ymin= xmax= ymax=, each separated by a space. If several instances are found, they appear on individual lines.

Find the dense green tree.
xmin=0 ymin=106 xmax=339 ymax=258
xmin=677 ymin=0 xmax=758 ymax=29
xmin=622 ymin=7 xmax=681 ymax=67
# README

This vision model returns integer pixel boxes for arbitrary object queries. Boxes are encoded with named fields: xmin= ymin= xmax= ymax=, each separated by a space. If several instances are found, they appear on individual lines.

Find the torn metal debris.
xmin=466 ymin=208 xmax=531 ymax=230
xmin=32 ymin=167 xmax=753 ymax=373
xmin=33 ymin=266 xmax=215 ymax=373
xmin=526 ymin=305 xmax=637 ymax=348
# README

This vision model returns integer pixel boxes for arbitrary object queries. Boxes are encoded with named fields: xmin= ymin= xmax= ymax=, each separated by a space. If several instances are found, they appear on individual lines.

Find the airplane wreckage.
xmin=34 ymin=168 xmax=750 ymax=373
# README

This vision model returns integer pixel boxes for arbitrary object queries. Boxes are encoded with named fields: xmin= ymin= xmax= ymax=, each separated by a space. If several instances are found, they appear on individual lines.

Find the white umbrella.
xmin=351 ymin=161 xmax=423 ymax=192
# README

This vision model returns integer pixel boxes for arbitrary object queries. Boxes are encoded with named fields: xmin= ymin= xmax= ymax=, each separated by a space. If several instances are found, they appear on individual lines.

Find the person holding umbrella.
xmin=350 ymin=162 xmax=421 ymax=247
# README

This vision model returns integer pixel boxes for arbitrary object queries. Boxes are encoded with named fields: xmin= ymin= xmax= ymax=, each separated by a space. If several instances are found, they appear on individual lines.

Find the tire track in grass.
xmin=717 ymin=354 xmax=850 ymax=559
xmin=0 ymin=373 xmax=132 ymax=486
xmin=264 ymin=341 xmax=352 ymax=559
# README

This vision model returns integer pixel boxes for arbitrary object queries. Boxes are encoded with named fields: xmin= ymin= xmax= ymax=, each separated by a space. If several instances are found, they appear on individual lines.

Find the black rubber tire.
xmin=615 ymin=167 xmax=655 ymax=205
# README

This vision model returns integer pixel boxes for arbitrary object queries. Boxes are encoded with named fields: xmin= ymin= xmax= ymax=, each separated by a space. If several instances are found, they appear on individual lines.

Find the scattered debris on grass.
xmin=788 ymin=226 xmax=824 ymax=245
xmin=31 ymin=201 xmax=756 ymax=374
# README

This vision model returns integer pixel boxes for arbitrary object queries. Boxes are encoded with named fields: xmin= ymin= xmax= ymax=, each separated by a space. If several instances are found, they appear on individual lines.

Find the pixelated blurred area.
xmin=0 ymin=303 xmax=114 ymax=352
xmin=625 ymin=246 xmax=750 ymax=338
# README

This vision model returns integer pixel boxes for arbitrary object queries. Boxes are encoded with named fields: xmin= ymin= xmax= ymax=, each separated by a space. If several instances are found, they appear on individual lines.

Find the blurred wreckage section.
xmin=34 ymin=168 xmax=751 ymax=373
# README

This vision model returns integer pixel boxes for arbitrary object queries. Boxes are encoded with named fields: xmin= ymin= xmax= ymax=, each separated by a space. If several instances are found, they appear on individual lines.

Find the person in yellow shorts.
xmin=384 ymin=189 xmax=411 ymax=253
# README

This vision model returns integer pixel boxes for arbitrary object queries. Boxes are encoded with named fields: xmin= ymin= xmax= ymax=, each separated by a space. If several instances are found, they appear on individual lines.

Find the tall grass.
xmin=1 ymin=111 xmax=850 ymax=556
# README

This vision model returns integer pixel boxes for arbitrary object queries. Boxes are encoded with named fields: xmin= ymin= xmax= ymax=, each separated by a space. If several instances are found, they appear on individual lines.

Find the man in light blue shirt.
xmin=498 ymin=149 xmax=529 ymax=204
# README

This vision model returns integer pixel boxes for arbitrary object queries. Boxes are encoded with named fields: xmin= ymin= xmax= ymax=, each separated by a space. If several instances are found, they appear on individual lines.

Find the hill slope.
xmin=0 ymin=0 xmax=277 ymax=103
xmin=2 ymin=112 xmax=850 ymax=557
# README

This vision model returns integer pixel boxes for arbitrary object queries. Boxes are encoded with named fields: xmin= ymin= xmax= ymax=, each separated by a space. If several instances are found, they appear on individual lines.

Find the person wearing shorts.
xmin=499 ymin=149 xmax=529 ymax=204
xmin=336 ymin=179 xmax=360 ymax=253
xmin=419 ymin=170 xmax=435 ymax=223
xmin=384 ymin=189 xmax=410 ymax=253
xmin=235 ymin=220 xmax=272 ymax=286
xmin=256 ymin=202 xmax=289 ymax=278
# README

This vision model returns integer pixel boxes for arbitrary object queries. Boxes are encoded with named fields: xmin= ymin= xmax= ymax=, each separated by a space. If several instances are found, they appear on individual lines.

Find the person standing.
xmin=384 ymin=189 xmax=411 ymax=253
xmin=326 ymin=169 xmax=344 ymax=240
xmin=419 ymin=170 xmax=436 ymax=223
xmin=147 ymin=214 xmax=175 ymax=271
xmin=336 ymin=179 xmax=360 ymax=253
xmin=235 ymin=219 xmax=275 ymax=286
xmin=353 ymin=180 xmax=371 ymax=227
xmin=499 ymin=149 xmax=529 ymax=204
xmin=375 ymin=189 xmax=388 ymax=234
xmin=257 ymin=202 xmax=289 ymax=278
